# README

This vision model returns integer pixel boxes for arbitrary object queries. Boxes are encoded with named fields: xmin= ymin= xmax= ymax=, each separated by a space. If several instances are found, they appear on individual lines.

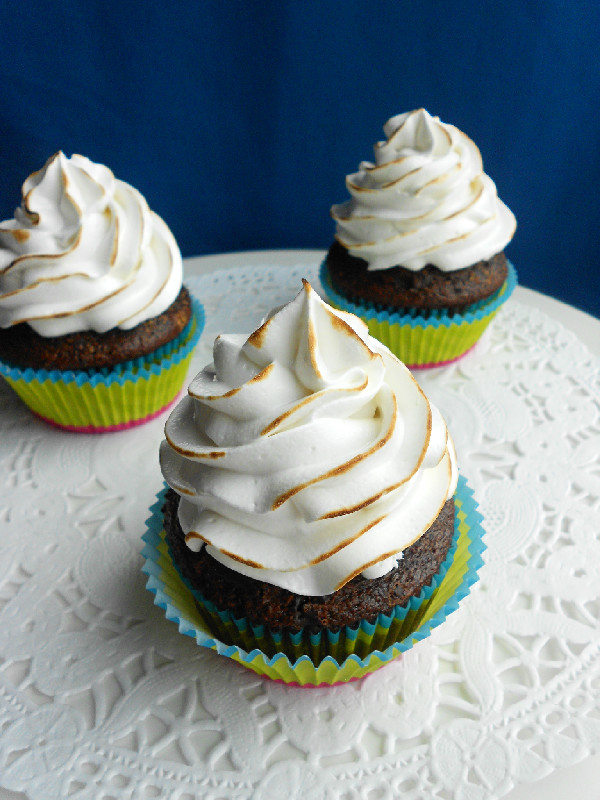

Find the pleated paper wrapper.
xmin=142 ymin=475 xmax=485 ymax=687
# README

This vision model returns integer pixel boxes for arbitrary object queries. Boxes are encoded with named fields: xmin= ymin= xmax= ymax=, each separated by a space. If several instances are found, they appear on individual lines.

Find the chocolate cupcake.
xmin=0 ymin=152 xmax=203 ymax=430
xmin=143 ymin=281 xmax=486 ymax=685
xmin=321 ymin=109 xmax=517 ymax=367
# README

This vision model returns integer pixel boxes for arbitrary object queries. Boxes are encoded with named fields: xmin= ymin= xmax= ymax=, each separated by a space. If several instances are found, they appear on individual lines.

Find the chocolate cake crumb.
xmin=326 ymin=241 xmax=508 ymax=314
xmin=0 ymin=286 xmax=192 ymax=371
xmin=163 ymin=488 xmax=455 ymax=633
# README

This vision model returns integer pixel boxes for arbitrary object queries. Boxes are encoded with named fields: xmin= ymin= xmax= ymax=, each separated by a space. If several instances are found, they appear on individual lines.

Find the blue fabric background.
xmin=1 ymin=1 xmax=599 ymax=316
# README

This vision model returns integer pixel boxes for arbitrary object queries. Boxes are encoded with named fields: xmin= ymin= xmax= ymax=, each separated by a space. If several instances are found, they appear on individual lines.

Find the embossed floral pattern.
xmin=0 ymin=261 xmax=599 ymax=799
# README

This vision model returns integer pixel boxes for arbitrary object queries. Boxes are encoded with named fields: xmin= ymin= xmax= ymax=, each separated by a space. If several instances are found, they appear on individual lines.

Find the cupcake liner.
xmin=142 ymin=474 xmax=485 ymax=686
xmin=0 ymin=297 xmax=204 ymax=431
xmin=319 ymin=260 xmax=517 ymax=368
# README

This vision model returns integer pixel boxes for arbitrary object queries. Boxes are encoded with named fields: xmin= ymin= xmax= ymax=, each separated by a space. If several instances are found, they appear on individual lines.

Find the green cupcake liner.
xmin=0 ymin=298 xmax=204 ymax=431
xmin=142 ymin=475 xmax=485 ymax=686
xmin=319 ymin=261 xmax=517 ymax=368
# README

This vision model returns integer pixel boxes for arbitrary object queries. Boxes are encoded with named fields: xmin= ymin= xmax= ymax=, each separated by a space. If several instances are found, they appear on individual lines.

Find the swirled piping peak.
xmin=331 ymin=108 xmax=516 ymax=271
xmin=160 ymin=280 xmax=458 ymax=595
xmin=0 ymin=152 xmax=182 ymax=335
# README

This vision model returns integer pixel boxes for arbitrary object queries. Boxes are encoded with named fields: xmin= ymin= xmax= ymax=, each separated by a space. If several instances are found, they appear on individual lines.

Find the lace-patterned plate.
xmin=0 ymin=257 xmax=599 ymax=800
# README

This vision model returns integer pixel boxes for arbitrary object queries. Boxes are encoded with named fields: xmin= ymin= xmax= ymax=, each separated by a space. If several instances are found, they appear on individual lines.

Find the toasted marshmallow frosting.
xmin=331 ymin=108 xmax=516 ymax=271
xmin=160 ymin=281 xmax=457 ymax=596
xmin=0 ymin=152 xmax=182 ymax=336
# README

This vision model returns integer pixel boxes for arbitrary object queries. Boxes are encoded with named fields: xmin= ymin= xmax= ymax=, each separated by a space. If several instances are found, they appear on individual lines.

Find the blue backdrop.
xmin=1 ymin=1 xmax=599 ymax=316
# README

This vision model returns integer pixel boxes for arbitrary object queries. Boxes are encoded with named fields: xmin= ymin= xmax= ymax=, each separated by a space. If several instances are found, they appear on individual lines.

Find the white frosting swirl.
xmin=331 ymin=108 xmax=516 ymax=271
xmin=0 ymin=152 xmax=182 ymax=336
xmin=160 ymin=281 xmax=458 ymax=596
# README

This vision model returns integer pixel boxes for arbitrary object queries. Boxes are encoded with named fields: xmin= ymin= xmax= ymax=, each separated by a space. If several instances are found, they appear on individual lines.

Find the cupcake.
xmin=0 ymin=152 xmax=203 ymax=431
xmin=321 ymin=108 xmax=517 ymax=368
xmin=144 ymin=280 xmax=485 ymax=685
